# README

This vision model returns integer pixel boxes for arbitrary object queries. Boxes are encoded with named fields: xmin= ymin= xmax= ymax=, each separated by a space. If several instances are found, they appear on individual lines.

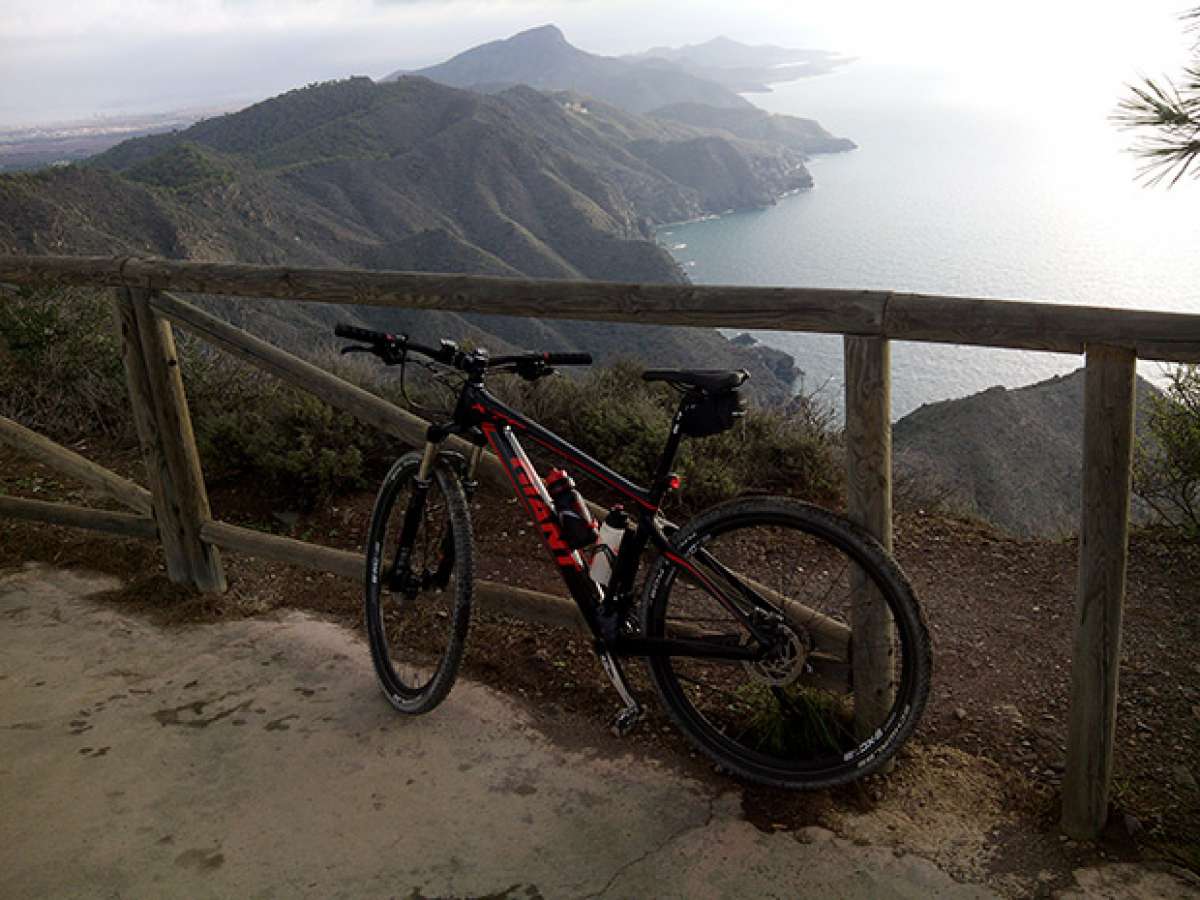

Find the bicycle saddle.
xmin=642 ymin=369 xmax=750 ymax=393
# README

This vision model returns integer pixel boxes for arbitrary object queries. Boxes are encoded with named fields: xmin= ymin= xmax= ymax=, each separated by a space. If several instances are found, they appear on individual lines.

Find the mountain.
xmin=390 ymin=26 xmax=852 ymax=161
xmin=0 ymin=76 xmax=802 ymax=400
xmin=894 ymin=369 xmax=1159 ymax=537
xmin=627 ymin=36 xmax=853 ymax=93
xmin=651 ymin=103 xmax=856 ymax=156
xmin=390 ymin=25 xmax=755 ymax=115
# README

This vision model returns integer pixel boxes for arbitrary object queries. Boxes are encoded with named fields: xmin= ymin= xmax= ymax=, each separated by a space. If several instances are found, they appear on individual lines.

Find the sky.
xmin=0 ymin=0 xmax=1195 ymax=127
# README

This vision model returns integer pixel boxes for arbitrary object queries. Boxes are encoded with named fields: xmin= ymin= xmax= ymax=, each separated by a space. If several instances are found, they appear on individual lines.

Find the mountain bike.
xmin=336 ymin=323 xmax=930 ymax=789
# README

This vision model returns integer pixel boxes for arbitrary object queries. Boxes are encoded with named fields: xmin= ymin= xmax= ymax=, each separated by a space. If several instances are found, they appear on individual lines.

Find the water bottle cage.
xmin=557 ymin=509 xmax=600 ymax=549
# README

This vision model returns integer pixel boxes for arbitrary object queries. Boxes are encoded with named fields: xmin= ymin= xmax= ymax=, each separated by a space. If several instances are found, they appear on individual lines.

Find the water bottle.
xmin=545 ymin=469 xmax=599 ymax=549
xmin=589 ymin=506 xmax=628 ymax=587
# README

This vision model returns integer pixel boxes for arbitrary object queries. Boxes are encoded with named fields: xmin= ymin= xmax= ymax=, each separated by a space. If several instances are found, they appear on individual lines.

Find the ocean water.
xmin=659 ymin=62 xmax=1200 ymax=419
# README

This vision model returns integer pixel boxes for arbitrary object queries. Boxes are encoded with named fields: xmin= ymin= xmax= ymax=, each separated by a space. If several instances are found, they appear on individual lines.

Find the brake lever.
xmin=514 ymin=359 xmax=556 ymax=381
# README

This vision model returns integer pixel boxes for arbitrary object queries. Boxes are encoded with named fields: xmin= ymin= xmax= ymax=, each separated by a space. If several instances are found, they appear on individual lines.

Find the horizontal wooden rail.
xmin=201 ymin=519 xmax=848 ymax=687
xmin=3 ymin=255 xmax=1200 ymax=362
xmin=0 ymin=416 xmax=153 ymax=514
xmin=200 ymin=519 xmax=589 ymax=632
xmin=0 ymin=495 xmax=158 ymax=539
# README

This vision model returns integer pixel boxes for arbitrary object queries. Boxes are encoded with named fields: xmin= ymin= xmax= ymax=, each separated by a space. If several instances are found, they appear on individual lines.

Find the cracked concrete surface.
xmin=0 ymin=563 xmax=1002 ymax=898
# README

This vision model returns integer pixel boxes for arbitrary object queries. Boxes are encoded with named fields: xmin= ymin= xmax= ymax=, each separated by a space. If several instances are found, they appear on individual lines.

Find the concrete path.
xmin=0 ymin=563 xmax=1003 ymax=898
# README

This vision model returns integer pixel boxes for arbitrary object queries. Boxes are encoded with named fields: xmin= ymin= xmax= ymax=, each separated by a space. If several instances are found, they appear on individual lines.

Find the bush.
xmin=1 ymin=288 xmax=841 ymax=513
xmin=0 ymin=286 xmax=385 ymax=507
xmin=194 ymin=387 xmax=371 ymax=507
xmin=1134 ymin=365 xmax=1200 ymax=536
xmin=488 ymin=360 xmax=842 ymax=511
xmin=0 ymin=285 xmax=133 ymax=443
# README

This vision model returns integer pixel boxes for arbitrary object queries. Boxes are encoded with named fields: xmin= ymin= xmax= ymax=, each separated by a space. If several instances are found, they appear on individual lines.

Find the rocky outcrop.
xmin=894 ymin=369 xmax=1159 ymax=537
xmin=651 ymin=103 xmax=856 ymax=156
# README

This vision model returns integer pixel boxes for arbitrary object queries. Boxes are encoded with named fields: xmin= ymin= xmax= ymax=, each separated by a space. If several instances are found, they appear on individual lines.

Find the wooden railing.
xmin=3 ymin=254 xmax=1199 ymax=840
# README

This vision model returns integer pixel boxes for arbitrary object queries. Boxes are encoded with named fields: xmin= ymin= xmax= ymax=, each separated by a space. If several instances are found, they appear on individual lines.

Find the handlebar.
xmin=334 ymin=322 xmax=592 ymax=378
xmin=489 ymin=351 xmax=595 ymax=368
xmin=333 ymin=323 xmax=384 ymax=343
xmin=541 ymin=352 xmax=593 ymax=366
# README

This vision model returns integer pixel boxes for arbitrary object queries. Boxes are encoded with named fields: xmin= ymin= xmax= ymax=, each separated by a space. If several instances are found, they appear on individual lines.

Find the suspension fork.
xmin=387 ymin=441 xmax=439 ymax=592
xmin=463 ymin=445 xmax=483 ymax=499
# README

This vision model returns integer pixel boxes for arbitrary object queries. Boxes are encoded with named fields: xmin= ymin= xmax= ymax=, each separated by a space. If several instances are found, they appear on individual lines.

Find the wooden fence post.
xmin=844 ymin=335 xmax=895 ymax=738
xmin=113 ymin=287 xmax=225 ymax=592
xmin=1062 ymin=344 xmax=1137 ymax=839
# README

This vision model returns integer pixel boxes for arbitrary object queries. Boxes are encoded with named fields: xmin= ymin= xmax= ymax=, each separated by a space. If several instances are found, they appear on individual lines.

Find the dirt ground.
xmin=2 ymin=446 xmax=1199 ymax=896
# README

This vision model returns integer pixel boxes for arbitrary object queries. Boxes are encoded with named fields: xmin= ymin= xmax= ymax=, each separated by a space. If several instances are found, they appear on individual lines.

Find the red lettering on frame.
xmin=540 ymin=521 xmax=570 ymax=552
xmin=490 ymin=435 xmax=583 ymax=572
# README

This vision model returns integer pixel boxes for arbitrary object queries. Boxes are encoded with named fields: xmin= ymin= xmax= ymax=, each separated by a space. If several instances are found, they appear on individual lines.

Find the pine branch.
xmin=1113 ymin=8 xmax=1200 ymax=185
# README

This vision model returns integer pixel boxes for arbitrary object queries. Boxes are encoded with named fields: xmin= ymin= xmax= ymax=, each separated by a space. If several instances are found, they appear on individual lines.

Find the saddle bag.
xmin=679 ymin=389 xmax=746 ymax=438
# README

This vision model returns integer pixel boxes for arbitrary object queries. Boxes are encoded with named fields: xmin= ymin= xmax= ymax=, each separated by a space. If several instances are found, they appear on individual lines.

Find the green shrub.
xmin=0 ymin=286 xmax=385 ymax=507
xmin=194 ymin=388 xmax=370 ymax=507
xmin=1 ymin=287 xmax=841 ymax=512
xmin=1135 ymin=365 xmax=1200 ymax=536
xmin=489 ymin=360 xmax=842 ymax=510
xmin=0 ymin=285 xmax=133 ymax=442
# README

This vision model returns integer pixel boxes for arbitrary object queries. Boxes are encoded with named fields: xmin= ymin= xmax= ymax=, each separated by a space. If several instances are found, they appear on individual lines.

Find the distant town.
xmin=0 ymin=106 xmax=235 ymax=172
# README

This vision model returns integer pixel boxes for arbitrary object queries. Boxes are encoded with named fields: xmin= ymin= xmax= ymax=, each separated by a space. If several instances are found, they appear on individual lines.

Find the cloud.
xmin=2 ymin=0 xmax=1190 ymax=127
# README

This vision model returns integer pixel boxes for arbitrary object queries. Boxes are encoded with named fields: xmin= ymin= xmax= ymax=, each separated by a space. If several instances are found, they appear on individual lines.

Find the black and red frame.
xmin=437 ymin=380 xmax=781 ymax=662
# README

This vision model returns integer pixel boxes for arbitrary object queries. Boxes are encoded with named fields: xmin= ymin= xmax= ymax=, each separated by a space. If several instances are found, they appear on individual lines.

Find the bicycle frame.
xmin=424 ymin=380 xmax=779 ymax=661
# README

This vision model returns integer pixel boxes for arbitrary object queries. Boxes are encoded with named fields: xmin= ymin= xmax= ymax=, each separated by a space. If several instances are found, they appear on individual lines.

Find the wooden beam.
xmin=199 ymin=519 xmax=588 ymax=631
xmin=127 ymin=288 xmax=225 ymax=592
xmin=198 ymin=518 xmax=849 ymax=687
xmin=845 ymin=335 xmax=896 ymax=739
xmin=0 ymin=495 xmax=158 ymax=539
xmin=0 ymin=254 xmax=886 ymax=339
xmin=148 ymin=290 xmax=508 ymax=492
xmin=201 ymin=519 xmax=361 ymax=579
xmin=882 ymin=292 xmax=1200 ymax=363
xmin=113 ymin=288 xmax=193 ymax=583
xmin=131 ymin=289 xmax=226 ymax=592
xmin=0 ymin=415 xmax=152 ymax=514
xmin=3 ymin=254 xmax=1200 ymax=362
xmin=1061 ymin=344 xmax=1137 ymax=840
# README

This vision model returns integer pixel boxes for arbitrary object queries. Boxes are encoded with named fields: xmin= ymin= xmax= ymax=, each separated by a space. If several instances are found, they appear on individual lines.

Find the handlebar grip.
xmin=545 ymin=353 xmax=592 ymax=366
xmin=334 ymin=323 xmax=388 ymax=343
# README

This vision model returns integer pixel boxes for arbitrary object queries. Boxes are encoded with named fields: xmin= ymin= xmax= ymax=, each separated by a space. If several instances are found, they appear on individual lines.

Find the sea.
xmin=658 ymin=61 xmax=1200 ymax=420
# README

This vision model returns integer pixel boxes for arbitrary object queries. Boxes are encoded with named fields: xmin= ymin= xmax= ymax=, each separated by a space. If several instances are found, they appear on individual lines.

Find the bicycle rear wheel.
xmin=364 ymin=452 xmax=473 ymax=714
xmin=642 ymin=497 xmax=930 ymax=789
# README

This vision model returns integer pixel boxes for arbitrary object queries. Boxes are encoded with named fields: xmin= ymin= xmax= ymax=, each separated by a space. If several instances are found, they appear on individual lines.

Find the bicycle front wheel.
xmin=364 ymin=452 xmax=474 ymax=714
xmin=642 ymin=497 xmax=930 ymax=789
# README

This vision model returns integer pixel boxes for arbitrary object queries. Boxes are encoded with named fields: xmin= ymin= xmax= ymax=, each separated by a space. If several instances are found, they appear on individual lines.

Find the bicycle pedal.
xmin=609 ymin=704 xmax=642 ymax=737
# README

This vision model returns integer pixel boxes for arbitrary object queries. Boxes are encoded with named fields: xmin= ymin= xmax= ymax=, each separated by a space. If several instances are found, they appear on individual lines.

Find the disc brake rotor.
xmin=742 ymin=622 xmax=812 ymax=687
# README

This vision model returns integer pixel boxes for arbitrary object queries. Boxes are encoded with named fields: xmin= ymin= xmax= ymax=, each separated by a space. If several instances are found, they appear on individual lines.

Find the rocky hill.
xmin=894 ymin=368 xmax=1159 ymax=537
xmin=651 ymin=103 xmax=856 ymax=156
xmin=0 ymin=76 xmax=806 ymax=399
xmin=392 ymin=25 xmax=754 ymax=115
xmin=392 ymin=26 xmax=852 ymax=171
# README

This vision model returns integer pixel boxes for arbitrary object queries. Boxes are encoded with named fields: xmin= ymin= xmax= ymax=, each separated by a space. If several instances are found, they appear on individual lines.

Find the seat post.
xmin=649 ymin=404 xmax=687 ymax=503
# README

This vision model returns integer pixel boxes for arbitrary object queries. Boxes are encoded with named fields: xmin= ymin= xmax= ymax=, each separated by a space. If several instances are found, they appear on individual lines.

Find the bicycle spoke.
xmin=646 ymin=499 xmax=928 ymax=788
xmin=365 ymin=457 xmax=471 ymax=715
